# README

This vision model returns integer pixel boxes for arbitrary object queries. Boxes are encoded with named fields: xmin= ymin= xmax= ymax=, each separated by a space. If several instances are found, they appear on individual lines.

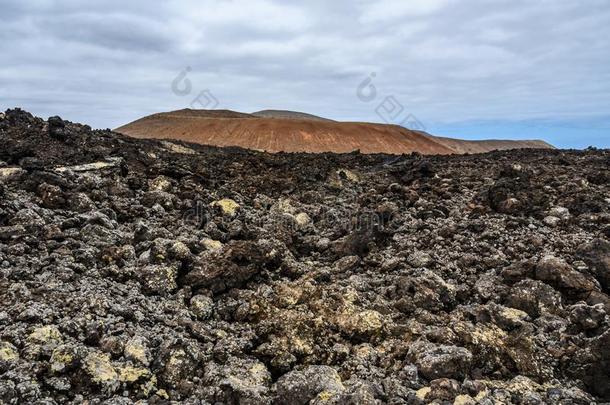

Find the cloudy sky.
xmin=1 ymin=0 xmax=609 ymax=148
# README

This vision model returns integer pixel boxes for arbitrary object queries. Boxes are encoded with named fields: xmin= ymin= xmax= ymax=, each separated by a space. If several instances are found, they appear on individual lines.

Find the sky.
xmin=1 ymin=0 xmax=609 ymax=148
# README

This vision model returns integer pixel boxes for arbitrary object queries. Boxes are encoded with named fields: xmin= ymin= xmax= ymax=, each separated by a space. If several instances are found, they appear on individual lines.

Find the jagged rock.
xmin=535 ymin=255 xmax=599 ymax=293
xmin=333 ymin=255 xmax=360 ymax=272
xmin=212 ymin=198 xmax=240 ymax=217
xmin=577 ymin=238 xmax=610 ymax=291
xmin=0 ymin=342 xmax=19 ymax=372
xmin=138 ymin=264 xmax=178 ymax=296
xmin=549 ymin=206 xmax=570 ymax=219
xmin=427 ymin=378 xmax=461 ymax=402
xmin=124 ymin=336 xmax=150 ymax=366
xmin=543 ymin=216 xmax=561 ymax=227
xmin=569 ymin=302 xmax=606 ymax=330
xmin=335 ymin=309 xmax=384 ymax=337
xmin=0 ymin=225 xmax=27 ymax=240
xmin=38 ymin=183 xmax=66 ymax=209
xmin=275 ymin=366 xmax=345 ymax=405
xmin=83 ymin=352 xmax=118 ymax=384
xmin=190 ymin=295 xmax=214 ymax=320
xmin=0 ymin=167 xmax=24 ymax=181
xmin=149 ymin=176 xmax=173 ymax=192
xmin=408 ymin=341 xmax=473 ymax=380
xmin=48 ymin=116 xmax=67 ymax=140
xmin=50 ymin=345 xmax=80 ymax=373
xmin=184 ymin=240 xmax=278 ymax=293
xmin=407 ymin=251 xmax=433 ymax=268
xmin=397 ymin=269 xmax=456 ymax=312
xmin=218 ymin=358 xmax=272 ymax=403
xmin=506 ymin=279 xmax=562 ymax=317
xmin=67 ymin=192 xmax=95 ymax=212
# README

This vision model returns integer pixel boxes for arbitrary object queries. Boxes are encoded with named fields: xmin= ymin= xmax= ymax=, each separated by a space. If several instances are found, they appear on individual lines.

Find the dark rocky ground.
xmin=0 ymin=108 xmax=609 ymax=404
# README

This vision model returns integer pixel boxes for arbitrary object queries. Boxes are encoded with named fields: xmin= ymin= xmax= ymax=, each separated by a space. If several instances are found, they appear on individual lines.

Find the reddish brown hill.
xmin=115 ymin=109 xmax=554 ymax=155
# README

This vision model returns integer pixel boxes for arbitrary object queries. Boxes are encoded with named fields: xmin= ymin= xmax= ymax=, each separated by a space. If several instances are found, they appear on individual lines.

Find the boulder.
xmin=276 ymin=365 xmax=344 ymax=405
xmin=577 ymin=239 xmax=610 ymax=291
xmin=408 ymin=341 xmax=473 ymax=380
xmin=138 ymin=264 xmax=178 ymax=296
xmin=506 ymin=279 xmax=562 ymax=317
xmin=535 ymin=255 xmax=599 ymax=294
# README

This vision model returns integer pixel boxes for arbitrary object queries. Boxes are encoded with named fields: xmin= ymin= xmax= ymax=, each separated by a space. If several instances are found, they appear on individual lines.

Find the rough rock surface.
xmin=0 ymin=108 xmax=609 ymax=403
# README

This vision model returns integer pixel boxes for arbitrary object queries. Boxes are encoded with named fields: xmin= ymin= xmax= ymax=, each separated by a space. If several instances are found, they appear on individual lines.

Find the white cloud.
xmin=171 ymin=0 xmax=312 ymax=33
xmin=0 ymin=0 xmax=608 ymax=146
xmin=358 ymin=0 xmax=452 ymax=23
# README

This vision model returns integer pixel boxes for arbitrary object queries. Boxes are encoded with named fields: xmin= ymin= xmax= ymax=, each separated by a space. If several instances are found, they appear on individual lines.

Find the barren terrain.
xmin=1 ymin=109 xmax=609 ymax=404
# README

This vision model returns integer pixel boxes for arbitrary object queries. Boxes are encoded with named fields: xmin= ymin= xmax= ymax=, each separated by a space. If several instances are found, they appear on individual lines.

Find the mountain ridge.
xmin=115 ymin=108 xmax=555 ymax=155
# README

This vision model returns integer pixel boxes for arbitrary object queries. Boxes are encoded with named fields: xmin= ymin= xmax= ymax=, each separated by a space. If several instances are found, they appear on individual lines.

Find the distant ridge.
xmin=152 ymin=109 xmax=255 ymax=119
xmin=116 ymin=109 xmax=555 ymax=155
xmin=252 ymin=110 xmax=334 ymax=122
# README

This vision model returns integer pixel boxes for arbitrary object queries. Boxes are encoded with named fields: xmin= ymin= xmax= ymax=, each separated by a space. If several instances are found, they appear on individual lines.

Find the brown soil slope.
xmin=252 ymin=109 xmax=335 ymax=122
xmin=116 ymin=109 xmax=554 ymax=155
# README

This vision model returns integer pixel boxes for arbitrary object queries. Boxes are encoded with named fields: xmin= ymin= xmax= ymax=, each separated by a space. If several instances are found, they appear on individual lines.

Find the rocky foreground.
xmin=0 ymin=108 xmax=609 ymax=404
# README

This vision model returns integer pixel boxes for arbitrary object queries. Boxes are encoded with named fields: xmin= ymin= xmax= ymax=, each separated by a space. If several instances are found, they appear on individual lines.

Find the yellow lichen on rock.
xmin=336 ymin=308 xmax=383 ymax=336
xmin=201 ymin=238 xmax=223 ymax=251
xmin=501 ymin=307 xmax=529 ymax=322
xmin=249 ymin=363 xmax=269 ymax=381
xmin=317 ymin=390 xmax=336 ymax=402
xmin=156 ymin=389 xmax=169 ymax=399
xmin=84 ymin=352 xmax=118 ymax=383
xmin=337 ymin=169 xmax=359 ymax=182
xmin=416 ymin=386 xmax=431 ymax=400
xmin=0 ymin=342 xmax=19 ymax=362
xmin=454 ymin=394 xmax=477 ymax=405
xmin=212 ymin=199 xmax=240 ymax=216
xmin=355 ymin=310 xmax=383 ymax=333
xmin=342 ymin=289 xmax=359 ymax=304
xmin=50 ymin=347 xmax=74 ymax=372
xmin=353 ymin=344 xmax=374 ymax=359
xmin=328 ymin=169 xmax=360 ymax=188
xmin=475 ymin=389 xmax=489 ymax=401
xmin=0 ymin=167 xmax=24 ymax=179
xmin=507 ymin=376 xmax=542 ymax=395
xmin=470 ymin=323 xmax=508 ymax=346
xmin=140 ymin=375 xmax=159 ymax=397
xmin=295 ymin=212 xmax=311 ymax=227
xmin=118 ymin=365 xmax=150 ymax=382
xmin=28 ymin=325 xmax=62 ymax=344
xmin=224 ymin=361 xmax=271 ymax=390
xmin=163 ymin=348 xmax=189 ymax=383
xmin=276 ymin=284 xmax=302 ymax=307
xmin=124 ymin=337 xmax=149 ymax=366
xmin=149 ymin=176 xmax=172 ymax=192
xmin=276 ymin=198 xmax=297 ymax=215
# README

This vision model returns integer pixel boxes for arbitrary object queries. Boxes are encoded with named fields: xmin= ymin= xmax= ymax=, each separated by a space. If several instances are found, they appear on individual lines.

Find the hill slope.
xmin=252 ymin=109 xmax=335 ymax=122
xmin=116 ymin=109 xmax=554 ymax=155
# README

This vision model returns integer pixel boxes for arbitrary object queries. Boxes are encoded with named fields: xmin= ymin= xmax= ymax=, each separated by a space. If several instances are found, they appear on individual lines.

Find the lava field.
xmin=0 ymin=109 xmax=609 ymax=404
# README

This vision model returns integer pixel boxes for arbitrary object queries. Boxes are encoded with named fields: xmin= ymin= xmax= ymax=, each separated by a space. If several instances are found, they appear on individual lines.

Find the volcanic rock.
xmin=0 ymin=108 xmax=607 ymax=403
